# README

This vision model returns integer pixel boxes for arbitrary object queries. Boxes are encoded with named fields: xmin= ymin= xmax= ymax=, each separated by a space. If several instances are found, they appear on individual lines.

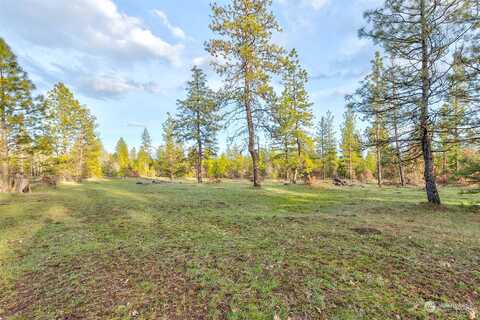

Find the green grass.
xmin=0 ymin=179 xmax=479 ymax=319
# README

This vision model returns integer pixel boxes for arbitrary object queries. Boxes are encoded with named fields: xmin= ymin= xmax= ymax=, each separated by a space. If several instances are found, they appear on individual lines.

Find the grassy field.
xmin=0 ymin=179 xmax=479 ymax=320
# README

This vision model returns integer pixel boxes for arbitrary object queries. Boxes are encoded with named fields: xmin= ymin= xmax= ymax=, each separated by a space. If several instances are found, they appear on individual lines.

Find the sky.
xmin=0 ymin=0 xmax=383 ymax=152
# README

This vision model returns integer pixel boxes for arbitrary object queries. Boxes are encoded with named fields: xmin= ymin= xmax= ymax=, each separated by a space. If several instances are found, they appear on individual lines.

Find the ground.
xmin=0 ymin=179 xmax=479 ymax=320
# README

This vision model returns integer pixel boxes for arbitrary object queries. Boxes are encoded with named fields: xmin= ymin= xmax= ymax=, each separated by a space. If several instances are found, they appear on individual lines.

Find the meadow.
xmin=0 ymin=179 xmax=479 ymax=319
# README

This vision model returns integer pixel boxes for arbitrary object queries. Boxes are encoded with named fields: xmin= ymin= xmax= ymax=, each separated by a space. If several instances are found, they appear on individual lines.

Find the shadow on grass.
xmin=1 ymin=179 xmax=479 ymax=319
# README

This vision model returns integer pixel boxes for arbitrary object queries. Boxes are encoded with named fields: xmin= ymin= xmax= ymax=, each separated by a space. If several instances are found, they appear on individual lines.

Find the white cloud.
xmin=127 ymin=122 xmax=147 ymax=128
xmin=0 ymin=0 xmax=183 ymax=65
xmin=277 ymin=0 xmax=330 ymax=10
xmin=86 ymin=74 xmax=167 ymax=98
xmin=153 ymin=9 xmax=186 ymax=40
xmin=308 ymin=0 xmax=329 ymax=10
xmin=192 ymin=56 xmax=211 ymax=67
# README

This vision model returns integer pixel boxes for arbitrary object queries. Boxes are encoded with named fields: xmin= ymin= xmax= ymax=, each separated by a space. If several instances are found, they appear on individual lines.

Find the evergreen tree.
xmin=140 ymin=128 xmax=153 ymax=158
xmin=42 ymin=83 xmax=100 ymax=180
xmin=275 ymin=49 xmax=313 ymax=184
xmin=207 ymin=0 xmax=284 ymax=187
xmin=271 ymin=92 xmax=295 ymax=181
xmin=175 ymin=66 xmax=221 ymax=183
xmin=0 ymin=38 xmax=35 ymax=191
xmin=157 ymin=114 xmax=186 ymax=180
xmin=360 ymin=0 xmax=474 ymax=204
xmin=437 ymin=53 xmax=469 ymax=183
xmin=340 ymin=105 xmax=362 ymax=181
xmin=316 ymin=111 xmax=337 ymax=179
xmin=355 ymin=52 xmax=389 ymax=186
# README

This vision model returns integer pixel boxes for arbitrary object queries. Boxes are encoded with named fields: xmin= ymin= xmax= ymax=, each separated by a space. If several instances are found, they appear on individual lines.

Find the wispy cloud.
xmin=153 ymin=9 xmax=187 ymax=40
xmin=127 ymin=122 xmax=147 ymax=128
xmin=276 ymin=0 xmax=330 ymax=11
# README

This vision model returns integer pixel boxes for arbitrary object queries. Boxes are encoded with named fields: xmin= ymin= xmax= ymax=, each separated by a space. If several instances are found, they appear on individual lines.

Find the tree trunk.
xmin=442 ymin=150 xmax=448 ymax=184
xmin=284 ymin=143 xmax=289 ymax=181
xmin=197 ymin=130 xmax=203 ymax=184
xmin=244 ymin=65 xmax=260 ymax=188
xmin=376 ymin=124 xmax=382 ymax=187
xmin=349 ymin=143 xmax=353 ymax=182
xmin=0 ymin=117 xmax=9 ymax=192
xmin=420 ymin=0 xmax=441 ymax=204
xmin=292 ymin=126 xmax=301 ymax=185
xmin=393 ymin=110 xmax=406 ymax=187
xmin=247 ymin=108 xmax=260 ymax=187
xmin=197 ymin=147 xmax=203 ymax=184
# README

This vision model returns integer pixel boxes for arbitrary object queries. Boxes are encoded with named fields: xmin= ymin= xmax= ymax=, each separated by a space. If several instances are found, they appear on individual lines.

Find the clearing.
xmin=0 ymin=180 xmax=479 ymax=319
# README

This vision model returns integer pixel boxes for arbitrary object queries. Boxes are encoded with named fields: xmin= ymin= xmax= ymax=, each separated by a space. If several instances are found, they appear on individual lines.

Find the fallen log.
xmin=333 ymin=176 xmax=348 ymax=186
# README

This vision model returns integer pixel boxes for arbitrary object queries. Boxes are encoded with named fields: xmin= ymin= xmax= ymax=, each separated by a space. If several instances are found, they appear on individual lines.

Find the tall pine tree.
xmin=340 ymin=105 xmax=362 ymax=181
xmin=207 ymin=0 xmax=284 ymax=187
xmin=360 ymin=0 xmax=474 ymax=204
xmin=316 ymin=111 xmax=337 ymax=180
xmin=175 ymin=66 xmax=221 ymax=183
xmin=0 ymin=38 xmax=35 ymax=191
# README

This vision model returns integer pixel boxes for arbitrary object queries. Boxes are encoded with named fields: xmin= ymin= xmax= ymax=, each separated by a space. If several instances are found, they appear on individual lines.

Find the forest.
xmin=0 ymin=0 xmax=479 ymax=319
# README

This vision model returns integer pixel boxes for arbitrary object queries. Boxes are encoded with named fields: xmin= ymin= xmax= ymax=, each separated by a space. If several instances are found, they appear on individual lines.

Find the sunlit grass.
xmin=0 ymin=179 xmax=478 ymax=319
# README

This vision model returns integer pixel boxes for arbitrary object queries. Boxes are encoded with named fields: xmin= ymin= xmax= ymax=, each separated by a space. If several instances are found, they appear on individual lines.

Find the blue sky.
xmin=0 ymin=0 xmax=382 ymax=152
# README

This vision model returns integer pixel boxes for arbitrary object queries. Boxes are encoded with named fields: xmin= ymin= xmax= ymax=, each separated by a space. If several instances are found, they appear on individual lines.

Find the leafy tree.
xmin=360 ymin=0 xmax=475 ymax=204
xmin=316 ymin=111 xmax=337 ymax=180
xmin=208 ymin=153 xmax=229 ymax=179
xmin=0 ymin=38 xmax=35 ymax=191
xmin=115 ymin=138 xmax=129 ymax=177
xmin=225 ymin=144 xmax=248 ymax=179
xmin=207 ymin=0 xmax=284 ymax=187
xmin=175 ymin=66 xmax=221 ymax=183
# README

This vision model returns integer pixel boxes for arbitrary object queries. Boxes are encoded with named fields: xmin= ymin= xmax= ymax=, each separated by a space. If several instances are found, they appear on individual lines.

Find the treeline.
xmin=108 ymin=0 xmax=478 ymax=205
xmin=0 ymin=39 xmax=102 ymax=192
xmin=2 ymin=0 xmax=479 ymax=205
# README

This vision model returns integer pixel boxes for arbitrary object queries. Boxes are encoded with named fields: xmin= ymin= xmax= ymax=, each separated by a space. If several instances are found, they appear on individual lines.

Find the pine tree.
xmin=140 ymin=128 xmax=153 ymax=158
xmin=388 ymin=55 xmax=407 ymax=187
xmin=157 ymin=114 xmax=186 ymax=180
xmin=175 ymin=66 xmax=221 ymax=183
xmin=316 ymin=111 xmax=337 ymax=180
xmin=207 ymin=0 xmax=284 ymax=187
xmin=355 ymin=52 xmax=389 ymax=186
xmin=360 ymin=0 xmax=474 ymax=204
xmin=438 ymin=53 xmax=469 ymax=181
xmin=271 ymin=92 xmax=295 ymax=181
xmin=115 ymin=138 xmax=129 ymax=177
xmin=42 ymin=83 xmax=100 ymax=180
xmin=276 ymin=49 xmax=313 ymax=184
xmin=0 ymin=38 xmax=35 ymax=191
xmin=340 ymin=105 xmax=362 ymax=181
